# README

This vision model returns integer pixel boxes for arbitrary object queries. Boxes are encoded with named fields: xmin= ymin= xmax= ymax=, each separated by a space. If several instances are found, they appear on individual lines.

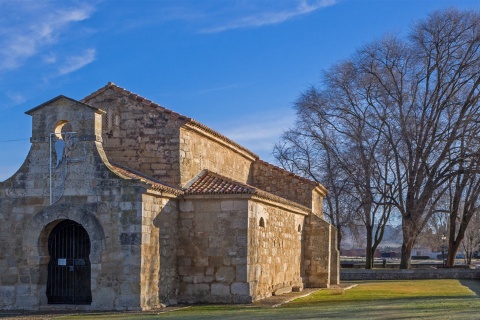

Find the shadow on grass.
xmin=459 ymin=279 xmax=480 ymax=297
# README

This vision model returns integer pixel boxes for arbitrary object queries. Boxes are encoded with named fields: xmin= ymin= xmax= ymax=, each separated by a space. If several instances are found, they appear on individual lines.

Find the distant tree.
xmin=461 ymin=208 xmax=480 ymax=265
xmin=276 ymin=8 xmax=480 ymax=269
xmin=444 ymin=139 xmax=480 ymax=267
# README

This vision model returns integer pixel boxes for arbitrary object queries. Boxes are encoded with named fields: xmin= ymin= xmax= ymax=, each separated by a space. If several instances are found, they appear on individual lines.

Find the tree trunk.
xmin=365 ymin=225 xmax=373 ymax=269
xmin=337 ymin=225 xmax=342 ymax=252
xmin=399 ymin=240 xmax=415 ymax=269
xmin=400 ymin=220 xmax=416 ymax=269
xmin=446 ymin=241 xmax=458 ymax=267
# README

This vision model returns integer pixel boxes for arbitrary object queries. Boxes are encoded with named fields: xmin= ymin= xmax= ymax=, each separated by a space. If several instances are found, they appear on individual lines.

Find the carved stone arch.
xmin=24 ymin=203 xmax=105 ymax=265
xmin=23 ymin=203 xmax=106 ymax=306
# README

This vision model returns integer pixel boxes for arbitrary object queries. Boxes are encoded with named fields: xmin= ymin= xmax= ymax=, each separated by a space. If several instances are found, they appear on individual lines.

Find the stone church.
xmin=0 ymin=83 xmax=339 ymax=310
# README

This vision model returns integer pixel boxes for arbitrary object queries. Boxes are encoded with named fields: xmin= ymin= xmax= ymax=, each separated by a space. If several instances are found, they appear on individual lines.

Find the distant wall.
xmin=341 ymin=269 xmax=480 ymax=280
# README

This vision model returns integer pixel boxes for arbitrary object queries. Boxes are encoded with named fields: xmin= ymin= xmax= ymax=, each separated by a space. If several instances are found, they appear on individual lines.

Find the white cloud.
xmin=58 ymin=49 xmax=96 ymax=75
xmin=42 ymin=53 xmax=57 ymax=64
xmin=0 ymin=3 xmax=94 ymax=72
xmin=6 ymin=92 xmax=27 ymax=105
xmin=201 ymin=0 xmax=336 ymax=33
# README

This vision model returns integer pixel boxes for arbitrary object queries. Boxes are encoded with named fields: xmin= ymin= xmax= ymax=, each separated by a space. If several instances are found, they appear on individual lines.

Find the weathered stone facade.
xmin=0 ymin=83 xmax=339 ymax=311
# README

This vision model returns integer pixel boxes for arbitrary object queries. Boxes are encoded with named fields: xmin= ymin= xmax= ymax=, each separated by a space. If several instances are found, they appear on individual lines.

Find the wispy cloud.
xmin=6 ymin=92 xmax=27 ymax=105
xmin=219 ymin=110 xmax=296 ymax=161
xmin=58 ymin=49 xmax=96 ymax=75
xmin=201 ymin=0 xmax=336 ymax=33
xmin=0 ymin=3 xmax=94 ymax=72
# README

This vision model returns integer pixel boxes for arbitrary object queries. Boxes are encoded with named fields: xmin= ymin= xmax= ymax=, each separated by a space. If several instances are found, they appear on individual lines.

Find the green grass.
xmin=8 ymin=280 xmax=480 ymax=319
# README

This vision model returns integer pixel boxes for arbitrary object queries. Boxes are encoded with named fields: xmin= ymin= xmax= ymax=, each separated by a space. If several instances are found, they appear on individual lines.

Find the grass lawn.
xmin=8 ymin=279 xmax=480 ymax=320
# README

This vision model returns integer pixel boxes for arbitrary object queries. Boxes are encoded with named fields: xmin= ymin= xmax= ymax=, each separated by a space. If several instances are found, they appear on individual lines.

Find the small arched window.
xmin=298 ymin=224 xmax=302 ymax=232
xmin=259 ymin=217 xmax=265 ymax=228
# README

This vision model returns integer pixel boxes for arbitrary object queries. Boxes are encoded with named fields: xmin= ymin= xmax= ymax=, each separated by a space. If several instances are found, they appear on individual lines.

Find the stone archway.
xmin=23 ymin=203 xmax=105 ymax=306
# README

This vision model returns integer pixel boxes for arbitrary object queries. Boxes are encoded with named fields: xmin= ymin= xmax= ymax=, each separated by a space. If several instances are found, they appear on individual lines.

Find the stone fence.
xmin=341 ymin=268 xmax=480 ymax=281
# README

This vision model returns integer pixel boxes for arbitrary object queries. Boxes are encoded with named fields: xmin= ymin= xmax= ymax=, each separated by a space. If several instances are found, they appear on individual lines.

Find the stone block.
xmin=236 ymin=266 xmax=247 ymax=282
xmin=205 ymin=266 xmax=215 ymax=276
xmin=1 ymin=273 xmax=18 ymax=285
xmin=210 ymin=256 xmax=224 ymax=267
xmin=211 ymin=283 xmax=230 ymax=296
xmin=194 ymin=257 xmax=209 ymax=267
xmin=273 ymin=286 xmax=292 ymax=296
xmin=215 ymin=266 xmax=235 ymax=283
xmin=116 ymin=294 xmax=140 ymax=307
xmin=220 ymin=200 xmax=234 ymax=211
xmin=15 ymin=296 xmax=40 ymax=309
xmin=178 ymin=257 xmax=192 ymax=267
xmin=179 ymin=201 xmax=194 ymax=212
xmin=233 ymin=200 xmax=248 ymax=211
xmin=231 ymin=282 xmax=250 ymax=296
xmin=0 ymin=286 xmax=15 ymax=307
xmin=16 ymin=284 xmax=30 ymax=295
xmin=185 ymin=283 xmax=210 ymax=296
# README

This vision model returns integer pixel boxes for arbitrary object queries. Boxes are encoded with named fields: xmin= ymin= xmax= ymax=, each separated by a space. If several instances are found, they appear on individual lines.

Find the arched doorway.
xmin=46 ymin=220 xmax=92 ymax=304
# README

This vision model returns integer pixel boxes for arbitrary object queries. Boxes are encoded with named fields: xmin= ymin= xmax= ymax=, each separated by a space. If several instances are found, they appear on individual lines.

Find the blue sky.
xmin=1 ymin=0 xmax=479 ymax=181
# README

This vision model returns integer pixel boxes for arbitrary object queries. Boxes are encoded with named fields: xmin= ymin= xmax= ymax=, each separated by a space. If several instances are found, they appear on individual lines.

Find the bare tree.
xmin=276 ymin=8 xmax=480 ymax=269
xmin=274 ymin=123 xmax=355 ymax=252
xmin=275 ymin=65 xmax=393 ymax=268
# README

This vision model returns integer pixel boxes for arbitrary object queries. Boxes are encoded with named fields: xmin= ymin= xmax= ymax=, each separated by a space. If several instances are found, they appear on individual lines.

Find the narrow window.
xmin=259 ymin=217 xmax=265 ymax=228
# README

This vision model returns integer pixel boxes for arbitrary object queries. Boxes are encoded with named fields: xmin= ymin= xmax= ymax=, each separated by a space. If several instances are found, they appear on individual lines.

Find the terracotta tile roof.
xmin=109 ymin=161 xmax=183 ymax=195
xmin=184 ymin=170 xmax=310 ymax=214
xmin=184 ymin=170 xmax=255 ymax=195
xmin=82 ymin=82 xmax=258 ymax=160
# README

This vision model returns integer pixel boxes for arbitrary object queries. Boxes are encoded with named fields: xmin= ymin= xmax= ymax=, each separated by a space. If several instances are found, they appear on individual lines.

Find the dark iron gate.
xmin=47 ymin=220 xmax=92 ymax=304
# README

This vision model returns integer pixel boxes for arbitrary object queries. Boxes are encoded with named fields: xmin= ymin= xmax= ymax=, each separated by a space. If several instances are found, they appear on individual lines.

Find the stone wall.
xmin=149 ymin=194 xmax=179 ymax=305
xmin=179 ymin=126 xmax=254 ymax=185
xmin=248 ymin=200 xmax=306 ymax=300
xmin=84 ymin=88 xmax=186 ymax=186
xmin=250 ymin=161 xmax=321 ymax=211
xmin=0 ymin=99 xmax=171 ymax=311
xmin=329 ymin=227 xmax=340 ymax=285
xmin=341 ymin=269 xmax=480 ymax=280
xmin=177 ymin=195 xmax=250 ymax=304
xmin=303 ymin=214 xmax=339 ymax=288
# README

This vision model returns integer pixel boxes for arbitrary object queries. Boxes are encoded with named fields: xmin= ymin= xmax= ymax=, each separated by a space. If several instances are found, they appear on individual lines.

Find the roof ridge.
xmin=81 ymin=82 xmax=191 ymax=121
xmin=25 ymin=95 xmax=105 ymax=115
